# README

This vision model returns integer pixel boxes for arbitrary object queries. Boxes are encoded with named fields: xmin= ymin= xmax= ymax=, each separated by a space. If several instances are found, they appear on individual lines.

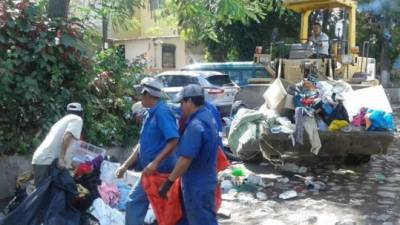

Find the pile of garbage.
xmin=0 ymin=141 xmax=155 ymax=225
xmin=217 ymin=163 xmax=331 ymax=213
xmin=225 ymin=77 xmax=395 ymax=161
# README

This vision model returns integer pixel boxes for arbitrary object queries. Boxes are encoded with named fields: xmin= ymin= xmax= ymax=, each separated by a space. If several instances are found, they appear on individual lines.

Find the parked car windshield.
xmin=158 ymin=75 xmax=199 ymax=87
xmin=206 ymin=75 xmax=233 ymax=86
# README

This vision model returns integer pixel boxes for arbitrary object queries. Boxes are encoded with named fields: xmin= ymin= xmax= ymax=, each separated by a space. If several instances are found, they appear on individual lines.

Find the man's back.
xmin=32 ymin=114 xmax=82 ymax=165
xmin=178 ymin=107 xmax=218 ymax=185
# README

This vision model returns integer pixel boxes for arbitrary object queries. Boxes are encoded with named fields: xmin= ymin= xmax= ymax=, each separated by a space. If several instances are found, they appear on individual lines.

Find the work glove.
xmin=158 ymin=179 xmax=174 ymax=199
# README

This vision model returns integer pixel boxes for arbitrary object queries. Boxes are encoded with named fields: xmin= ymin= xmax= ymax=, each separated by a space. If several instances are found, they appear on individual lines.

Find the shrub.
xmin=0 ymin=1 xmax=144 ymax=154
xmin=83 ymin=47 xmax=145 ymax=147
xmin=0 ymin=1 xmax=91 ymax=154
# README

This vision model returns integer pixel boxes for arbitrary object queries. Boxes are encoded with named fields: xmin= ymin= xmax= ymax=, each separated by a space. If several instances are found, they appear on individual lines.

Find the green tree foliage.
xmin=356 ymin=0 xmax=400 ymax=73
xmin=165 ymin=0 xmax=265 ymax=42
xmin=83 ymin=47 xmax=145 ymax=147
xmin=165 ymin=0 xmax=298 ymax=61
xmin=71 ymin=0 xmax=144 ymax=47
xmin=0 ymin=1 xmax=91 ymax=153
xmin=204 ymin=0 xmax=300 ymax=61
xmin=0 ymin=1 xmax=143 ymax=154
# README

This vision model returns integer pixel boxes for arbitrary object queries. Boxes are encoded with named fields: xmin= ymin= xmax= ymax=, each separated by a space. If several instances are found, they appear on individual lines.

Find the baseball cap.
xmin=67 ymin=102 xmax=83 ymax=112
xmin=175 ymin=84 xmax=204 ymax=102
xmin=136 ymin=77 xmax=164 ymax=98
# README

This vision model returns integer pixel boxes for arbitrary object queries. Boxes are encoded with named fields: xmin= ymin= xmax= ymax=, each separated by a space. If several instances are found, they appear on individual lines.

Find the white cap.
xmin=67 ymin=102 xmax=83 ymax=112
xmin=137 ymin=77 xmax=164 ymax=98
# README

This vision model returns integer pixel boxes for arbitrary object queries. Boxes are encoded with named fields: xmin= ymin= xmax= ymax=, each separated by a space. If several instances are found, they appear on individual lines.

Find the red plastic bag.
xmin=141 ymin=174 xmax=182 ymax=225
xmin=216 ymin=146 xmax=230 ymax=172
xmin=214 ymin=185 xmax=222 ymax=212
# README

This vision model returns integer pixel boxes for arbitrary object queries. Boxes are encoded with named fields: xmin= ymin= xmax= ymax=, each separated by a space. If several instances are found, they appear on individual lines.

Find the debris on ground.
xmin=281 ymin=163 xmax=308 ymax=174
xmin=218 ymin=208 xmax=232 ymax=219
xmin=245 ymin=174 xmax=266 ymax=187
xmin=277 ymin=177 xmax=290 ymax=183
xmin=331 ymin=169 xmax=356 ymax=175
xmin=256 ymin=192 xmax=268 ymax=201
xmin=279 ymin=190 xmax=298 ymax=200
xmin=375 ymin=173 xmax=386 ymax=183
xmin=221 ymin=180 xmax=234 ymax=193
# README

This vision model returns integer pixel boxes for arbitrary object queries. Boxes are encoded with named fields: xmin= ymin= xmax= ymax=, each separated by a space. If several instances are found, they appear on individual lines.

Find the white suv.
xmin=156 ymin=71 xmax=239 ymax=115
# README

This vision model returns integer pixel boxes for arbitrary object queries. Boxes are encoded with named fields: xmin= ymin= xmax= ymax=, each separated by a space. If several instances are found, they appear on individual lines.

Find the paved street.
xmin=218 ymin=130 xmax=400 ymax=225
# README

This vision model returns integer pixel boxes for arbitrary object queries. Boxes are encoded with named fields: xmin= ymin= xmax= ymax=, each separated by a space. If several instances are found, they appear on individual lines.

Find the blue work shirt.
xmin=176 ymin=106 xmax=218 ymax=186
xmin=168 ymin=101 xmax=223 ymax=148
xmin=138 ymin=101 xmax=179 ymax=173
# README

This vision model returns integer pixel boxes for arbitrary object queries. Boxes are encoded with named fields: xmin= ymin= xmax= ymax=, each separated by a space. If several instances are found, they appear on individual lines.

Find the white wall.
xmin=122 ymin=37 xmax=187 ymax=70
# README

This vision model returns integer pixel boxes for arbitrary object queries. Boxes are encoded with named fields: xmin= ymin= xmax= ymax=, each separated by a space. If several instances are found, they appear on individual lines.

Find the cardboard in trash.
xmin=343 ymin=85 xmax=392 ymax=119
xmin=263 ymin=79 xmax=294 ymax=110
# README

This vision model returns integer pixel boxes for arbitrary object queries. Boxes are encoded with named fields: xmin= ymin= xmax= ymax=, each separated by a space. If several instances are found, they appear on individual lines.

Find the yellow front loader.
xmin=256 ymin=0 xmax=378 ymax=86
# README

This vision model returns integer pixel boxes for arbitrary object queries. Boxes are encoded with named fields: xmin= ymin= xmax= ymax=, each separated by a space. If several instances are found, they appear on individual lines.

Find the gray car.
xmin=156 ymin=70 xmax=239 ymax=115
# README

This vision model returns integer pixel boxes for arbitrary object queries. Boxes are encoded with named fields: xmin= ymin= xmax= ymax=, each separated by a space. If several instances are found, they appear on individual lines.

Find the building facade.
xmin=109 ymin=1 xmax=204 ymax=73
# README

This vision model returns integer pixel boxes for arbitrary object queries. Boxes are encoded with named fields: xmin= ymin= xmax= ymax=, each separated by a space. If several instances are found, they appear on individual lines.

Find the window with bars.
xmin=162 ymin=44 xmax=176 ymax=69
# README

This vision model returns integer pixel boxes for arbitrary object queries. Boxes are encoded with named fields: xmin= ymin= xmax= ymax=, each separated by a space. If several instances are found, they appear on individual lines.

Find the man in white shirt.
xmin=32 ymin=102 xmax=83 ymax=186
xmin=309 ymin=22 xmax=330 ymax=58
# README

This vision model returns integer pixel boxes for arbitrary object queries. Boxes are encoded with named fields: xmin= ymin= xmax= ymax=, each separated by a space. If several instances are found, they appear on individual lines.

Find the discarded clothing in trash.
xmin=89 ymin=198 xmax=125 ymax=225
xmin=100 ymin=160 xmax=121 ymax=185
xmin=0 ymin=160 xmax=80 ymax=225
xmin=74 ymin=166 xmax=101 ymax=212
xmin=75 ymin=163 xmax=93 ymax=177
xmin=318 ymin=102 xmax=349 ymax=126
xmin=365 ymin=109 xmax=394 ymax=131
xmin=116 ymin=182 xmax=131 ymax=211
xmin=328 ymin=120 xmax=350 ymax=132
xmin=294 ymin=107 xmax=321 ymax=155
xmin=141 ymin=173 xmax=183 ymax=225
xmin=98 ymin=182 xmax=120 ymax=208
xmin=90 ymin=155 xmax=104 ymax=171
xmin=352 ymin=107 xmax=367 ymax=127
xmin=303 ymin=116 xmax=322 ymax=155
xmin=294 ymin=107 xmax=314 ymax=145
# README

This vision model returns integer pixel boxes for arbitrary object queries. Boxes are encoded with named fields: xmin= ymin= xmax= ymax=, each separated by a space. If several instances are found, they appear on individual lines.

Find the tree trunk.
xmin=102 ymin=15 xmax=109 ymax=49
xmin=380 ymin=41 xmax=391 ymax=87
xmin=47 ymin=0 xmax=70 ymax=18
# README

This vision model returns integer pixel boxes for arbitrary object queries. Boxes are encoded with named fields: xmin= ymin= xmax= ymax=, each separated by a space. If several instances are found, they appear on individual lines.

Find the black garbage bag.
xmin=4 ymin=187 xmax=28 ymax=214
xmin=73 ymin=167 xmax=101 ymax=212
xmin=0 ymin=160 xmax=80 ymax=225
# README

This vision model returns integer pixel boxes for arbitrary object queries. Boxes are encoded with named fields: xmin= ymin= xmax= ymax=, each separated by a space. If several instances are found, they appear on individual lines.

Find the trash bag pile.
xmin=226 ymin=77 xmax=394 ymax=160
xmin=0 ymin=143 xmax=156 ymax=225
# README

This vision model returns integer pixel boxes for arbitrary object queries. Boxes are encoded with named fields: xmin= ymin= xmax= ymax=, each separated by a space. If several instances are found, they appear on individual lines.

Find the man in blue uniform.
xmin=158 ymin=84 xmax=219 ymax=225
xmin=115 ymin=77 xmax=179 ymax=225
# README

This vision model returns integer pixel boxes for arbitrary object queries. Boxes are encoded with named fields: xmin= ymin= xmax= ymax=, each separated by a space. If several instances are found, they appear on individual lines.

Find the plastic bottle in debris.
xmin=231 ymin=168 xmax=244 ymax=186
xmin=304 ymin=178 xmax=326 ymax=191
xmin=221 ymin=180 xmax=234 ymax=193
xmin=279 ymin=190 xmax=298 ymax=200
xmin=375 ymin=173 xmax=385 ymax=183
